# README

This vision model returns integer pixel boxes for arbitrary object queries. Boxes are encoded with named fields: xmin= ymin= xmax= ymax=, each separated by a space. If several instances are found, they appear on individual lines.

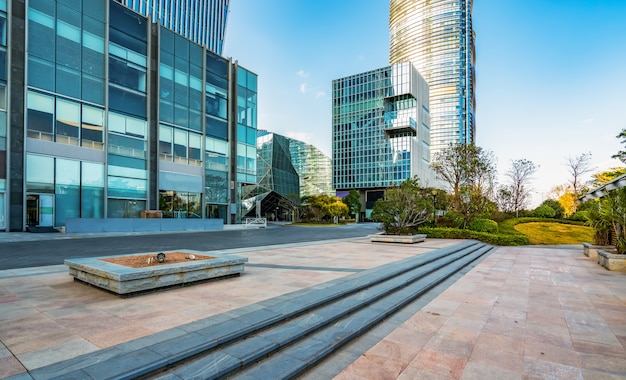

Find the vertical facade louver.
xmin=389 ymin=0 xmax=475 ymax=158
xmin=116 ymin=0 xmax=230 ymax=55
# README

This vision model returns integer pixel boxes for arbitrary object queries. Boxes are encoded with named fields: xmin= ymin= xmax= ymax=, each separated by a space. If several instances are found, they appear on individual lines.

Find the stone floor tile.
xmin=397 ymin=365 xmax=453 ymax=380
xmin=523 ymin=357 xmax=583 ymax=380
xmin=577 ymin=352 xmax=626 ymax=376
xmin=17 ymin=338 xmax=99 ymax=370
xmin=0 ymin=356 xmax=26 ymax=378
xmin=335 ymin=353 xmax=405 ymax=380
xmin=564 ymin=310 xmax=622 ymax=347
xmin=523 ymin=339 xmax=581 ymax=368
xmin=460 ymin=361 xmax=521 ymax=380
xmin=581 ymin=368 xmax=626 ymax=380
xmin=410 ymin=348 xmax=468 ymax=379
xmin=525 ymin=321 xmax=573 ymax=349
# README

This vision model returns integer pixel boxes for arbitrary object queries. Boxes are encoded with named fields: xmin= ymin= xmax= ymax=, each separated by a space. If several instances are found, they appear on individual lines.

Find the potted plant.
xmin=369 ymin=177 xmax=432 ymax=243
xmin=594 ymin=187 xmax=626 ymax=270
xmin=583 ymin=202 xmax=616 ymax=258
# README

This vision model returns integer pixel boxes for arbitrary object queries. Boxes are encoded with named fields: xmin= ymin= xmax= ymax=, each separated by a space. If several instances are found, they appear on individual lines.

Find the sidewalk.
xmin=1 ymin=238 xmax=625 ymax=379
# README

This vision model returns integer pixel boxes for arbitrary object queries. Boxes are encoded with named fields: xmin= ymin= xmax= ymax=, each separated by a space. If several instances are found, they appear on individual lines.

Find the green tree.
xmin=304 ymin=194 xmax=347 ymax=223
xmin=612 ymin=128 xmax=626 ymax=164
xmin=598 ymin=187 xmax=626 ymax=253
xmin=371 ymin=176 xmax=432 ymax=235
xmin=343 ymin=190 xmax=362 ymax=220
xmin=540 ymin=199 xmax=564 ymax=219
xmin=431 ymin=144 xmax=497 ymax=229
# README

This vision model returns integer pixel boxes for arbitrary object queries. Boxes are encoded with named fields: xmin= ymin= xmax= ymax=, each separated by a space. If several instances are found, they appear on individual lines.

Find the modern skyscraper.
xmin=389 ymin=0 xmax=476 ymax=157
xmin=332 ymin=62 xmax=434 ymax=218
xmin=115 ymin=0 xmax=230 ymax=54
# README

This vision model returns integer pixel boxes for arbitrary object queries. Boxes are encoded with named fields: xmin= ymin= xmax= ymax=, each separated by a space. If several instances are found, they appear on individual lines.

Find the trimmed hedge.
xmin=468 ymin=218 xmax=498 ymax=233
xmin=420 ymin=227 xmax=529 ymax=246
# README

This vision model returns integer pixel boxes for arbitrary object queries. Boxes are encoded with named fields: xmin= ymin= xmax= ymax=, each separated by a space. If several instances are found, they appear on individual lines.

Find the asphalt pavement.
xmin=0 ymin=222 xmax=380 ymax=270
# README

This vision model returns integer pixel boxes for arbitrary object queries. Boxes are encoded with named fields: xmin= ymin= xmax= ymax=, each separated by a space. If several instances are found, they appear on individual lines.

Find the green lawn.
xmin=513 ymin=222 xmax=594 ymax=245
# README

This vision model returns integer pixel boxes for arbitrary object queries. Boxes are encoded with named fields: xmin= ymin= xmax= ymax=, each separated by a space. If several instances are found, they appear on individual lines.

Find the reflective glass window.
xmin=28 ymin=56 xmax=55 ymax=91
xmin=55 ymin=158 xmax=80 ymax=226
xmin=81 ymin=105 xmax=104 ymax=149
xmin=205 ymin=115 xmax=227 ymax=140
xmin=27 ymin=91 xmax=54 ymax=140
xmin=55 ymin=99 xmax=79 ymax=145
xmin=159 ymin=125 xmax=173 ymax=161
xmin=81 ymin=161 xmax=104 ymax=218
xmin=107 ymin=199 xmax=145 ymax=218
xmin=28 ymin=8 xmax=55 ymax=61
xmin=173 ymin=128 xmax=187 ymax=163
xmin=108 ymin=112 xmax=147 ymax=138
xmin=81 ymin=73 xmax=104 ymax=105
xmin=26 ymin=154 xmax=54 ymax=192
xmin=56 ymin=65 xmax=80 ymax=99
xmin=188 ymin=132 xmax=202 ymax=166
xmin=107 ymin=176 xmax=146 ymax=198
xmin=108 ymin=85 xmax=146 ymax=118
xmin=56 ymin=4 xmax=81 ymax=70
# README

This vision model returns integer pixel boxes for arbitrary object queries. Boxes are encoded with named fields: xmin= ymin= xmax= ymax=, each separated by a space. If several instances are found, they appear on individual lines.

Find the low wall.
xmin=65 ymin=218 xmax=223 ymax=233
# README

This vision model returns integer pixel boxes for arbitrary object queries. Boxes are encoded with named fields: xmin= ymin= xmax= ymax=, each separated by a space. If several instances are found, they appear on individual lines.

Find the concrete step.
xmin=148 ymin=242 xmax=493 ymax=379
xmin=23 ymin=240 xmax=492 ymax=380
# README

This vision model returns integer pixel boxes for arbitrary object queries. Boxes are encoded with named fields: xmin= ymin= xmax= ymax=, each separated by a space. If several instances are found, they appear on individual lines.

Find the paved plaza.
xmin=1 ymin=229 xmax=626 ymax=379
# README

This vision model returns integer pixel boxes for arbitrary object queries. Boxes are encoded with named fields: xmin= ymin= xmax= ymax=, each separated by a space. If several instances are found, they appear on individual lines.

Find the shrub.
xmin=569 ymin=211 xmax=588 ymax=222
xmin=468 ymin=218 xmax=498 ymax=233
xmin=533 ymin=205 xmax=556 ymax=218
xmin=420 ymin=227 xmax=528 ymax=246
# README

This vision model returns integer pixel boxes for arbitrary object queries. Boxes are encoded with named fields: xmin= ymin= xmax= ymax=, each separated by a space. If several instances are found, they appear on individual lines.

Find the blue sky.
xmin=223 ymin=0 xmax=626 ymax=206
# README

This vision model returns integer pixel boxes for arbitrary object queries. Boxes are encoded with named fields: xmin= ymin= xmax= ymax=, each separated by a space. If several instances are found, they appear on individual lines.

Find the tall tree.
xmin=504 ymin=159 xmax=538 ymax=217
xmin=565 ymin=152 xmax=593 ymax=197
xmin=431 ymin=144 xmax=497 ymax=228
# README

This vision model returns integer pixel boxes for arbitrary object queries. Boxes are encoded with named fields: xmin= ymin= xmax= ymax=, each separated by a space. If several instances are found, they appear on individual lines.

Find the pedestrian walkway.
xmin=1 ymin=238 xmax=625 ymax=379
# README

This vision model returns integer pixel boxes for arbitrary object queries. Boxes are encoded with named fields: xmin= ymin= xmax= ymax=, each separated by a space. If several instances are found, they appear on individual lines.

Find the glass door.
xmin=26 ymin=194 xmax=54 ymax=227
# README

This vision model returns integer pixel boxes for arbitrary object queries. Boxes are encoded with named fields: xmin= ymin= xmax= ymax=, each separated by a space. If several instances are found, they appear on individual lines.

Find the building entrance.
xmin=26 ymin=194 xmax=54 ymax=228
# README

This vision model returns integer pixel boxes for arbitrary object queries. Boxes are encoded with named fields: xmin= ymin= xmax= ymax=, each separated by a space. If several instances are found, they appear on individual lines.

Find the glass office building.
xmin=389 ymin=0 xmax=476 ymax=157
xmin=332 ymin=62 xmax=433 ymax=217
xmin=241 ymin=131 xmax=300 ymax=220
xmin=115 ymin=0 xmax=230 ymax=54
xmin=2 ymin=0 xmax=255 ymax=231
xmin=288 ymin=138 xmax=333 ymax=198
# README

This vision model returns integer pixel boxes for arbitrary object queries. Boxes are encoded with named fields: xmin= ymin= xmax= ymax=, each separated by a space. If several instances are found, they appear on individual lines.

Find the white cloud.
xmin=296 ymin=69 xmax=309 ymax=78
xmin=285 ymin=131 xmax=313 ymax=143
xmin=300 ymin=83 xmax=308 ymax=94
xmin=315 ymin=91 xmax=326 ymax=98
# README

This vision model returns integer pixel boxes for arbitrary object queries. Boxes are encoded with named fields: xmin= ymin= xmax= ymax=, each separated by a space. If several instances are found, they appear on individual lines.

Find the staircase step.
xmin=151 ymin=244 xmax=493 ymax=379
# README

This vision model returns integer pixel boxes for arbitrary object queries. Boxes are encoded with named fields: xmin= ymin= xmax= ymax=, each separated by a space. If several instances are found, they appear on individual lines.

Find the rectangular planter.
xmin=369 ymin=233 xmax=426 ymax=244
xmin=582 ymin=242 xmax=616 ymax=259
xmin=65 ymin=249 xmax=248 ymax=296
xmin=597 ymin=249 xmax=626 ymax=271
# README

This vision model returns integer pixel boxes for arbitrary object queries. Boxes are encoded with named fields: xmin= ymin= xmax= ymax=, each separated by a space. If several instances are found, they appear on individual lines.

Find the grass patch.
xmin=513 ymin=222 xmax=594 ymax=245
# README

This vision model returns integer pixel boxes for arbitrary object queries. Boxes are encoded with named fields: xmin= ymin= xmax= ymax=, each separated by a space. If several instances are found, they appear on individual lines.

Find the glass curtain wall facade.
xmin=2 ymin=0 xmax=255 ymax=231
xmin=389 ymin=0 xmax=476 ymax=158
xmin=115 ymin=0 xmax=230 ymax=54
xmin=241 ymin=131 xmax=299 ymax=220
xmin=332 ymin=62 xmax=433 ymax=217
xmin=288 ymin=138 xmax=333 ymax=198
